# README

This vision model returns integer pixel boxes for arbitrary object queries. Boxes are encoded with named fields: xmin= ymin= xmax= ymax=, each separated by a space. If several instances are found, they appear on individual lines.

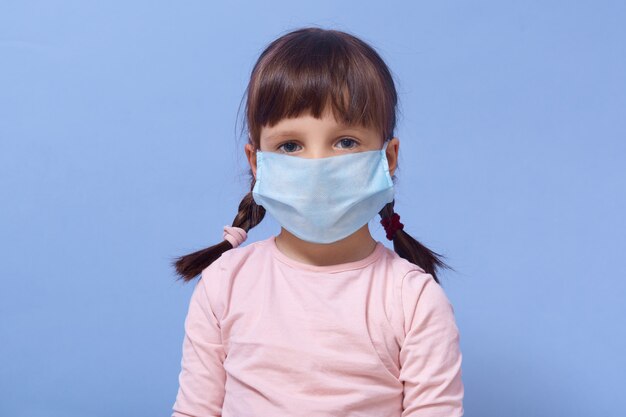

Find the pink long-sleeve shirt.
xmin=171 ymin=235 xmax=464 ymax=417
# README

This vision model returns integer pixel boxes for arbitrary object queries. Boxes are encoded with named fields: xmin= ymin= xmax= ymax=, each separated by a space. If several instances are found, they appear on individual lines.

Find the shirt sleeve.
xmin=398 ymin=270 xmax=465 ymax=417
xmin=171 ymin=261 xmax=227 ymax=417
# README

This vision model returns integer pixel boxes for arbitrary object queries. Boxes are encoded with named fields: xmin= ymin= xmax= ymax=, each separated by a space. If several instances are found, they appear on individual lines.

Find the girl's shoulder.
xmin=377 ymin=242 xmax=429 ymax=280
xmin=196 ymin=238 xmax=273 ymax=320
xmin=201 ymin=236 xmax=273 ymax=276
xmin=378 ymin=244 xmax=449 ymax=306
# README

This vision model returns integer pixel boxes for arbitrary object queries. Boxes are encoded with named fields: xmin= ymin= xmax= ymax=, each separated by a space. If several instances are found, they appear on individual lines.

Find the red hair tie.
xmin=380 ymin=212 xmax=404 ymax=240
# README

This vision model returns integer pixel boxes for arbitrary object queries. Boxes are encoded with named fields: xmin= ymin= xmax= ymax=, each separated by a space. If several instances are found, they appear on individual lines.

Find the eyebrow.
xmin=265 ymin=127 xmax=366 ymax=141
xmin=265 ymin=130 xmax=303 ymax=141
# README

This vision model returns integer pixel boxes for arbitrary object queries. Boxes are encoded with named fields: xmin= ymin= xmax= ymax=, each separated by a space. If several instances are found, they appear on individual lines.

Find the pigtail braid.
xmin=379 ymin=200 xmax=453 ymax=284
xmin=171 ymin=187 xmax=266 ymax=283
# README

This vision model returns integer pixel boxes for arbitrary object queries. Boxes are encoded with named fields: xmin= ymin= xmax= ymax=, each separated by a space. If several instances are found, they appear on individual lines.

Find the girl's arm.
xmin=171 ymin=265 xmax=226 ymax=417
xmin=398 ymin=271 xmax=465 ymax=417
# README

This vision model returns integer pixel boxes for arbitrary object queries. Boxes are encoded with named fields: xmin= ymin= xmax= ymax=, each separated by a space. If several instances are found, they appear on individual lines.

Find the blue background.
xmin=1 ymin=1 xmax=625 ymax=416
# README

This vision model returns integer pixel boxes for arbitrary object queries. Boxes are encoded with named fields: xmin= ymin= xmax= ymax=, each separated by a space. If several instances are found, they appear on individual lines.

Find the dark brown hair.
xmin=171 ymin=26 xmax=453 ymax=284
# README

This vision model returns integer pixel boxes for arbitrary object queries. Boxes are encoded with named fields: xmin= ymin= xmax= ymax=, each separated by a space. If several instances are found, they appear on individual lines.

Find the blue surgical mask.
xmin=252 ymin=141 xmax=395 ymax=244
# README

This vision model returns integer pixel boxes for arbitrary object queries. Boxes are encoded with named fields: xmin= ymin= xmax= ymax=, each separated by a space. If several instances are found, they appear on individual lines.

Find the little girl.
xmin=171 ymin=27 xmax=464 ymax=417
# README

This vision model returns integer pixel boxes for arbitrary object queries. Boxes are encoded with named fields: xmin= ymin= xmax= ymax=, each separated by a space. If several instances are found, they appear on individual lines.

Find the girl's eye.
xmin=277 ymin=142 xmax=302 ymax=153
xmin=336 ymin=137 xmax=358 ymax=149
xmin=277 ymin=138 xmax=358 ymax=153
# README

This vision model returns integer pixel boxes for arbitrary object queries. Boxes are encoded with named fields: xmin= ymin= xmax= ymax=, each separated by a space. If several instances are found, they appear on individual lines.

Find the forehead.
xmin=261 ymin=110 xmax=373 ymax=140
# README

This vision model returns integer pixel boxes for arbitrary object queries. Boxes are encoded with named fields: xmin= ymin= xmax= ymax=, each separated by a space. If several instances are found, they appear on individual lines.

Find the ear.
xmin=385 ymin=137 xmax=399 ymax=177
xmin=244 ymin=143 xmax=257 ymax=179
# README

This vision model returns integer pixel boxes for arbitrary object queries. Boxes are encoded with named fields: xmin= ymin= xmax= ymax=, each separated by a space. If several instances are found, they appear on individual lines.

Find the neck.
xmin=274 ymin=224 xmax=378 ymax=267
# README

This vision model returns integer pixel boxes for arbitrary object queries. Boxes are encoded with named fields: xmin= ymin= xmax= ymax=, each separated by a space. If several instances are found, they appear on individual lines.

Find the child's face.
xmin=245 ymin=105 xmax=399 ymax=180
